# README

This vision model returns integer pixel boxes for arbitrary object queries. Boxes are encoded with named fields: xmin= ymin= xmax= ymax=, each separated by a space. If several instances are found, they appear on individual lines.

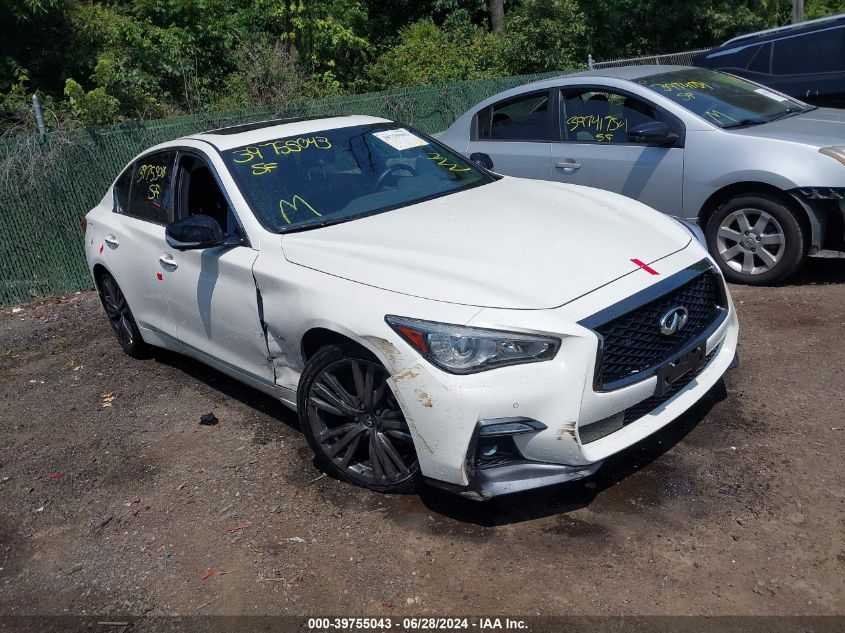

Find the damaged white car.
xmin=83 ymin=115 xmax=738 ymax=499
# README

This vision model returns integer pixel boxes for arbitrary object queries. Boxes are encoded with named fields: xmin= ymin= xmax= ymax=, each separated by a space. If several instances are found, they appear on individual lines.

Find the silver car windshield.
xmin=637 ymin=69 xmax=810 ymax=128
xmin=223 ymin=123 xmax=491 ymax=233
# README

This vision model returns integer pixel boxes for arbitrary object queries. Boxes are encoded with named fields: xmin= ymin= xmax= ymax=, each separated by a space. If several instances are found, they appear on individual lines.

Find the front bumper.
xmin=384 ymin=252 xmax=739 ymax=499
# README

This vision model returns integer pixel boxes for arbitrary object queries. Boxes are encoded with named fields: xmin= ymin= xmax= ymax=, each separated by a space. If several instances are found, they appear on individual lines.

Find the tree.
xmin=488 ymin=0 xmax=504 ymax=31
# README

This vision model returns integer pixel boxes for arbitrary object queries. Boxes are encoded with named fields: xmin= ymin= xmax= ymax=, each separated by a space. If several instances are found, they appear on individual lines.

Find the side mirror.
xmin=166 ymin=214 xmax=235 ymax=250
xmin=469 ymin=152 xmax=495 ymax=171
xmin=628 ymin=121 xmax=678 ymax=146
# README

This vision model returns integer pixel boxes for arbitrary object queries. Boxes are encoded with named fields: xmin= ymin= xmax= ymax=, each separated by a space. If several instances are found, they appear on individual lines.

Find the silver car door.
xmin=97 ymin=151 xmax=176 ymax=333
xmin=464 ymin=89 xmax=554 ymax=178
xmin=551 ymin=87 xmax=684 ymax=214
xmin=159 ymin=150 xmax=273 ymax=384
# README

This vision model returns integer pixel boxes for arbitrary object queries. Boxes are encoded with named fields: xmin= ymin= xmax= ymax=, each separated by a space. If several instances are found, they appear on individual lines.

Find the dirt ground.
xmin=0 ymin=258 xmax=843 ymax=619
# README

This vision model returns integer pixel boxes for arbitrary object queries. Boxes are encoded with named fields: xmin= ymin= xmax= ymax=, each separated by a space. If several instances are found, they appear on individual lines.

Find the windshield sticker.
xmin=753 ymin=87 xmax=789 ymax=102
xmin=372 ymin=128 xmax=428 ymax=151
xmin=426 ymin=152 xmax=472 ymax=172
xmin=279 ymin=195 xmax=322 ymax=225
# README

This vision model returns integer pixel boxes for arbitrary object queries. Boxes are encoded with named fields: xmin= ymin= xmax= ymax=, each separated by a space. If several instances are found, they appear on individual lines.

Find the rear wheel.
xmin=705 ymin=193 xmax=806 ymax=285
xmin=298 ymin=344 xmax=420 ymax=494
xmin=97 ymin=271 xmax=147 ymax=358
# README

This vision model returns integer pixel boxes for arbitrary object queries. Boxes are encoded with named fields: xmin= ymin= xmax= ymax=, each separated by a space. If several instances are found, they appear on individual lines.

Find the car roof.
xmin=721 ymin=13 xmax=844 ymax=46
xmin=560 ymin=65 xmax=695 ymax=80
xmin=187 ymin=114 xmax=393 ymax=151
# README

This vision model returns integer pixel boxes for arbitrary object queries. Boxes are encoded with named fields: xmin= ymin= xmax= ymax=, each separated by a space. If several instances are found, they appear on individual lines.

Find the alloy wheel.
xmin=101 ymin=275 xmax=135 ymax=349
xmin=715 ymin=208 xmax=785 ymax=276
xmin=305 ymin=358 xmax=417 ymax=487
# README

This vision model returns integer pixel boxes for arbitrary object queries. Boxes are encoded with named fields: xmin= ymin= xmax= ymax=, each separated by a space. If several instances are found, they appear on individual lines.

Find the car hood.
xmin=281 ymin=178 xmax=691 ymax=310
xmin=728 ymin=107 xmax=845 ymax=147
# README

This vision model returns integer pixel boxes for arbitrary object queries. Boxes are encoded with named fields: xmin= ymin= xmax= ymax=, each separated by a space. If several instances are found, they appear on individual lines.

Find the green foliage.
xmin=0 ymin=0 xmax=826 ymax=132
xmin=63 ymin=78 xmax=119 ymax=126
xmin=367 ymin=11 xmax=505 ymax=89
xmin=497 ymin=0 xmax=587 ymax=73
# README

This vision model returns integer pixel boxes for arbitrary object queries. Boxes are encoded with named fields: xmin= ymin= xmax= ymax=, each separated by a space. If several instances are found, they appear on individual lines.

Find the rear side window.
xmin=114 ymin=151 xmax=176 ymax=224
xmin=476 ymin=91 xmax=555 ymax=141
xmin=772 ymin=26 xmax=845 ymax=74
xmin=113 ymin=166 xmax=133 ymax=214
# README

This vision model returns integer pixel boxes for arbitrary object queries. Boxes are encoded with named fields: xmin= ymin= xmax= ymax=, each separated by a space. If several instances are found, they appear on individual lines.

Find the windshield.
xmin=637 ymin=69 xmax=810 ymax=128
xmin=223 ymin=123 xmax=491 ymax=232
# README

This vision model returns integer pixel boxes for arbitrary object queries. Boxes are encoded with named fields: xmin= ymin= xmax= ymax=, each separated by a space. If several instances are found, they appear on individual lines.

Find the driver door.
xmin=158 ymin=149 xmax=273 ymax=384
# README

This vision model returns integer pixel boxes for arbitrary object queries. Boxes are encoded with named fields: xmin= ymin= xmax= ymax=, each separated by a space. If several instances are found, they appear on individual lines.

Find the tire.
xmin=704 ymin=192 xmax=806 ymax=285
xmin=297 ymin=344 xmax=421 ymax=494
xmin=97 ymin=271 xmax=148 ymax=358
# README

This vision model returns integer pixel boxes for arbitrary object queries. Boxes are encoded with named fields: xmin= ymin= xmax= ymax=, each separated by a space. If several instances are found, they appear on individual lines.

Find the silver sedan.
xmin=438 ymin=66 xmax=845 ymax=284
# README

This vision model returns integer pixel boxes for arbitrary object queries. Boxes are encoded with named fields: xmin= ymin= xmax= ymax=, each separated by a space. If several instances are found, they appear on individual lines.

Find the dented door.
xmin=159 ymin=245 xmax=273 ymax=384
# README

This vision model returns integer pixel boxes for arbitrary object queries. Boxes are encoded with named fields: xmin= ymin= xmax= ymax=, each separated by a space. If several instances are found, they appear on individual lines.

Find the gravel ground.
xmin=0 ymin=259 xmax=843 ymax=618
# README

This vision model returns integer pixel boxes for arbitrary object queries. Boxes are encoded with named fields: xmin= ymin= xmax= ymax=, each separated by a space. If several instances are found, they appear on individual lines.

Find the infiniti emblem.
xmin=659 ymin=306 xmax=689 ymax=336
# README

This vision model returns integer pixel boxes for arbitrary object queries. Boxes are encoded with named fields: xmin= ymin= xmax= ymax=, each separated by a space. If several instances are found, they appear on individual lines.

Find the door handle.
xmin=555 ymin=161 xmax=581 ymax=171
xmin=159 ymin=254 xmax=178 ymax=270
xmin=104 ymin=234 xmax=119 ymax=248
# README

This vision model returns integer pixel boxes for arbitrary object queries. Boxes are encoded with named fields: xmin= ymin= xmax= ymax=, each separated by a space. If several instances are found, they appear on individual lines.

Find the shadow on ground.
xmin=778 ymin=256 xmax=845 ymax=286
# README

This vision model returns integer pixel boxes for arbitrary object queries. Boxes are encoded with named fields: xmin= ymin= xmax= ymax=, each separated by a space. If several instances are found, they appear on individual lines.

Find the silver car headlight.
xmin=385 ymin=316 xmax=560 ymax=374
xmin=820 ymin=146 xmax=845 ymax=167
xmin=673 ymin=216 xmax=707 ymax=247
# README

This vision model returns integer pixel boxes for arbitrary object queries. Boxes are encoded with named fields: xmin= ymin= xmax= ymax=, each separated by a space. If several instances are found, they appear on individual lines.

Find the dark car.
xmin=694 ymin=14 xmax=845 ymax=108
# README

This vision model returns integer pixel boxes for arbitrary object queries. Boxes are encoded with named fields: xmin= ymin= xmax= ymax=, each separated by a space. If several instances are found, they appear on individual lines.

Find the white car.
xmin=83 ymin=115 xmax=739 ymax=499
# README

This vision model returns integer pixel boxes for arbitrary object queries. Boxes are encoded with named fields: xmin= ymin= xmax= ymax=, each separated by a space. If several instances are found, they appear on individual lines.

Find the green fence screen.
xmin=0 ymin=71 xmax=564 ymax=305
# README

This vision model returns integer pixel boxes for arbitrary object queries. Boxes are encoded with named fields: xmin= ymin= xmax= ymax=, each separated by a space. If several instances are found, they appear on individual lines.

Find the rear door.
xmin=767 ymin=25 xmax=845 ymax=106
xmin=464 ymin=89 xmax=555 ymax=178
xmin=551 ymin=86 xmax=685 ymax=214
xmin=158 ymin=149 xmax=273 ymax=384
xmin=98 ymin=151 xmax=176 ymax=332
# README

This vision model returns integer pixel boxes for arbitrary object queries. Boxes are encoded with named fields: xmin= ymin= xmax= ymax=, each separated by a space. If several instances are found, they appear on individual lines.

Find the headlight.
xmin=673 ymin=216 xmax=707 ymax=247
xmin=820 ymin=146 xmax=845 ymax=167
xmin=385 ymin=316 xmax=560 ymax=374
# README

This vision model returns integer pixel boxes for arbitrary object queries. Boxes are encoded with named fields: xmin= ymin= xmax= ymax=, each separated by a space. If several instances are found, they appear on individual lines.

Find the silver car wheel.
xmin=716 ymin=208 xmax=785 ymax=276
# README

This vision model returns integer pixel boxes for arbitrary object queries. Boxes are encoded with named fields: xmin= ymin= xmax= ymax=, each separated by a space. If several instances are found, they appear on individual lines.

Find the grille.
xmin=594 ymin=270 xmax=722 ymax=389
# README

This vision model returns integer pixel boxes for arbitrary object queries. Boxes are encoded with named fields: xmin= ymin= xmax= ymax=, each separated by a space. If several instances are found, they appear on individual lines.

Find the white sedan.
xmin=83 ymin=115 xmax=739 ymax=499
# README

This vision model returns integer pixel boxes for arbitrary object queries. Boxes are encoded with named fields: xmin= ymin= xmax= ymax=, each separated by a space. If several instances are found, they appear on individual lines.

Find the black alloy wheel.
xmin=98 ymin=272 xmax=146 ymax=357
xmin=298 ymin=344 xmax=420 ymax=493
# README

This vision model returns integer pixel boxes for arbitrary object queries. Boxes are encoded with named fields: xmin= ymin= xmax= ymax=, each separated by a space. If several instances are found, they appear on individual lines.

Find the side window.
xmin=175 ymin=154 xmax=240 ymax=237
xmin=476 ymin=91 xmax=554 ymax=141
xmin=747 ymin=42 xmax=771 ymax=74
xmin=121 ymin=151 xmax=175 ymax=224
xmin=772 ymin=27 xmax=845 ymax=74
xmin=113 ymin=165 xmax=133 ymax=213
xmin=560 ymin=89 xmax=659 ymax=144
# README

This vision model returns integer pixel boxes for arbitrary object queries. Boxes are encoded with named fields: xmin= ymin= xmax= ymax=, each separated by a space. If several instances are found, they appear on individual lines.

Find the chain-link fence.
xmin=590 ymin=47 xmax=711 ymax=69
xmin=0 ymin=70 xmax=570 ymax=306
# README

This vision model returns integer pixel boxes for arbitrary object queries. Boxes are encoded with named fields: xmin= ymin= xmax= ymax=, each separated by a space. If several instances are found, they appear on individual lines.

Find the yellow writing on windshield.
xmin=654 ymin=81 xmax=713 ymax=92
xmin=279 ymin=195 xmax=322 ymax=225
xmin=426 ymin=152 xmax=471 ymax=173
xmin=251 ymin=162 xmax=278 ymax=176
xmin=233 ymin=137 xmax=333 ymax=165
xmin=705 ymin=109 xmax=736 ymax=124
